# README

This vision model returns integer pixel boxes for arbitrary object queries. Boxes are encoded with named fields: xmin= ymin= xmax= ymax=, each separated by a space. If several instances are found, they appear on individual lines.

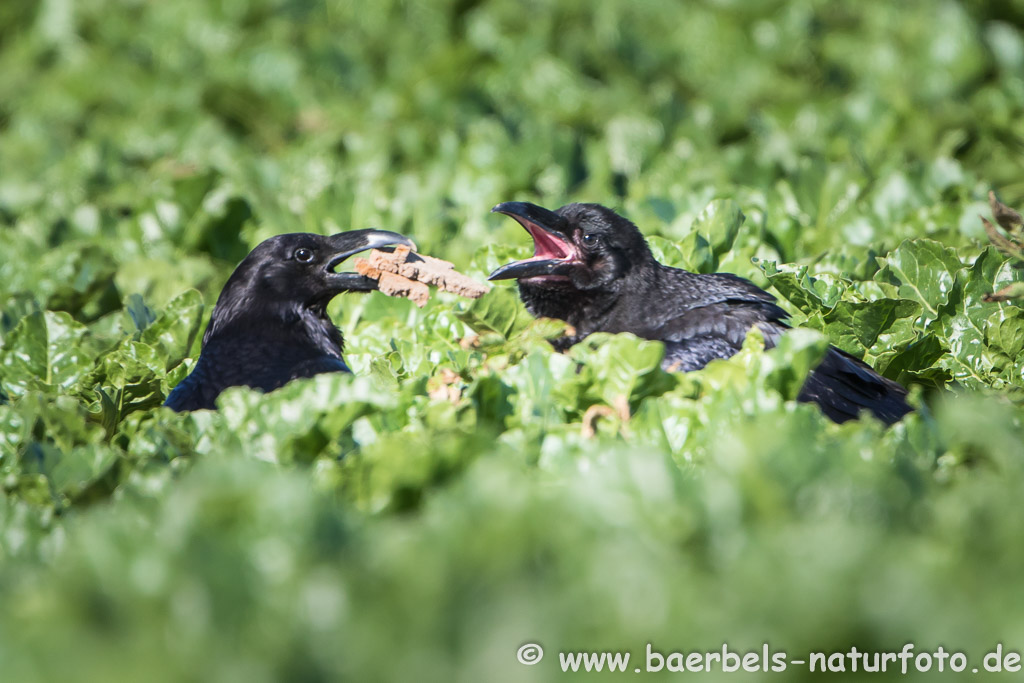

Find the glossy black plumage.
xmin=164 ymin=229 xmax=414 ymax=412
xmin=489 ymin=202 xmax=911 ymax=424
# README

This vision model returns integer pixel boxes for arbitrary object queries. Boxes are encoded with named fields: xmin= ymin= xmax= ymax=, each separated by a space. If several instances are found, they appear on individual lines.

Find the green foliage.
xmin=2 ymin=0 xmax=1024 ymax=681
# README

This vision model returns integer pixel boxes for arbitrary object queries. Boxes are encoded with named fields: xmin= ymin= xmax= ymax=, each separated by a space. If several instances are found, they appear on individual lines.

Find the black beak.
xmin=325 ymin=229 xmax=416 ymax=291
xmin=488 ymin=202 xmax=577 ymax=281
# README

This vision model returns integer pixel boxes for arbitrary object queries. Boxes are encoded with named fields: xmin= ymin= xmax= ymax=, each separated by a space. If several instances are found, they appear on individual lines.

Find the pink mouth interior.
xmin=522 ymin=221 xmax=574 ymax=260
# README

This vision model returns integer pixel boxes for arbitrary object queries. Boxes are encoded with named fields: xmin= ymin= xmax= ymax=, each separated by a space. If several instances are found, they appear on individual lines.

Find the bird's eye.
xmin=294 ymin=248 xmax=315 ymax=263
xmin=582 ymin=233 xmax=600 ymax=246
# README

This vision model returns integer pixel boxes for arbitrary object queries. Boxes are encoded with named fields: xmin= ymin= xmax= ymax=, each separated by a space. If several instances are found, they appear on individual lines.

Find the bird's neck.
xmin=289 ymin=305 xmax=346 ymax=357
xmin=204 ymin=302 xmax=345 ymax=358
xmin=519 ymin=266 xmax=659 ymax=336
xmin=518 ymin=281 xmax=591 ymax=327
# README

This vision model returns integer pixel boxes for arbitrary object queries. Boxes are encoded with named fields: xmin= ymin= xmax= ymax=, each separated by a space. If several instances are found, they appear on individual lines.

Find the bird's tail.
xmin=798 ymin=347 xmax=912 ymax=424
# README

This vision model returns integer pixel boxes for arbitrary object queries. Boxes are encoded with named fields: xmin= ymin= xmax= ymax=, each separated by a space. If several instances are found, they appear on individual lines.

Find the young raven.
xmin=489 ymin=202 xmax=911 ymax=424
xmin=164 ymin=229 xmax=414 ymax=412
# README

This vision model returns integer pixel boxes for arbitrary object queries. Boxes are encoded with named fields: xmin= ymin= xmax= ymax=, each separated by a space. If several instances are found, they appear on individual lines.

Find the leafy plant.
xmin=1 ymin=1 xmax=1024 ymax=681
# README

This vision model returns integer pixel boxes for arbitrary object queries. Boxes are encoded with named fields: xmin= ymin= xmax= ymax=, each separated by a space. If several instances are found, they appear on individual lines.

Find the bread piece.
xmin=354 ymin=245 xmax=489 ymax=307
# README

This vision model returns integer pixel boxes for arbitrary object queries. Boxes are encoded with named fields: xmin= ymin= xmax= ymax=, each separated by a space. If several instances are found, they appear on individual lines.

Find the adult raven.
xmin=164 ymin=229 xmax=414 ymax=412
xmin=489 ymin=202 xmax=911 ymax=424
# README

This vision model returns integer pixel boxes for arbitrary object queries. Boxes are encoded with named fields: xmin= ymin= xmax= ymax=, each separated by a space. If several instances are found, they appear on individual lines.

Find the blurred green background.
xmin=2 ymin=0 xmax=1024 ymax=681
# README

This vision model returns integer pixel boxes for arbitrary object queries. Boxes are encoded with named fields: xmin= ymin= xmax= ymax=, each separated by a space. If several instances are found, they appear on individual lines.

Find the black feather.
xmin=164 ymin=229 xmax=412 ymax=411
xmin=490 ymin=202 xmax=911 ymax=424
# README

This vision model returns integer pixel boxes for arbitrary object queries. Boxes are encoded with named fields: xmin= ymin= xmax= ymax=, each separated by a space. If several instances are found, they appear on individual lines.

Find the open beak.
xmin=488 ymin=201 xmax=578 ymax=281
xmin=325 ymin=229 xmax=416 ymax=291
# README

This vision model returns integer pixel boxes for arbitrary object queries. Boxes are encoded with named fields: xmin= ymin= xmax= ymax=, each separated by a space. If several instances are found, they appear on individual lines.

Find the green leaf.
xmin=48 ymin=445 xmax=120 ymax=502
xmin=138 ymin=289 xmax=205 ymax=361
xmin=759 ymin=260 xmax=848 ymax=318
xmin=0 ymin=311 xmax=93 ymax=397
xmin=456 ymin=286 xmax=532 ymax=340
xmin=125 ymin=293 xmax=157 ymax=333
xmin=874 ymin=239 xmax=964 ymax=324
xmin=569 ymin=332 xmax=677 ymax=407
xmin=676 ymin=199 xmax=746 ymax=273
xmin=214 ymin=374 xmax=397 ymax=465
xmin=985 ymin=309 xmax=1024 ymax=361
xmin=676 ymin=230 xmax=715 ymax=273
xmin=875 ymin=333 xmax=947 ymax=383
xmin=821 ymin=298 xmax=921 ymax=355
xmin=938 ymin=247 xmax=1022 ymax=388
xmin=647 ymin=236 xmax=696 ymax=270
xmin=758 ymin=328 xmax=831 ymax=400
xmin=501 ymin=350 xmax=581 ymax=430
xmin=695 ymin=199 xmax=745 ymax=258
xmin=0 ymin=294 xmax=41 ymax=345
xmin=40 ymin=245 xmax=122 ymax=322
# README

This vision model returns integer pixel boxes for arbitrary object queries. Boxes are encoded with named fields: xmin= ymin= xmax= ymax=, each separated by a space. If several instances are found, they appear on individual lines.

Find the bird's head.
xmin=488 ymin=202 xmax=654 ymax=292
xmin=206 ymin=229 xmax=414 ymax=338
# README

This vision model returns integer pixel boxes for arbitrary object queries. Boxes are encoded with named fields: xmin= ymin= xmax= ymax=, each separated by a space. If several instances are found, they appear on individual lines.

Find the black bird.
xmin=489 ymin=202 xmax=911 ymax=424
xmin=164 ymin=229 xmax=414 ymax=412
